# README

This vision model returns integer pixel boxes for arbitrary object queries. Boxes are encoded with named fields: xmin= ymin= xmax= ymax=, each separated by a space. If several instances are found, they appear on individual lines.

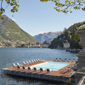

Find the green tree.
xmin=40 ymin=0 xmax=85 ymax=13
xmin=2 ymin=42 xmax=12 ymax=47
xmin=21 ymin=43 xmax=26 ymax=47
xmin=71 ymin=33 xmax=80 ymax=42
xmin=48 ymin=21 xmax=85 ymax=49
xmin=36 ymin=42 xmax=40 ymax=44
xmin=43 ymin=40 xmax=48 ymax=44
xmin=1 ymin=0 xmax=85 ymax=20
xmin=48 ymin=30 xmax=71 ymax=49
xmin=70 ymin=33 xmax=81 ymax=49
xmin=0 ymin=0 xmax=19 ymax=19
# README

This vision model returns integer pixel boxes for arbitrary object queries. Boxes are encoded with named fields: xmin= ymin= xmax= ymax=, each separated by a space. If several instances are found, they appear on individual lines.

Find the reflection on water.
xmin=0 ymin=48 xmax=77 ymax=85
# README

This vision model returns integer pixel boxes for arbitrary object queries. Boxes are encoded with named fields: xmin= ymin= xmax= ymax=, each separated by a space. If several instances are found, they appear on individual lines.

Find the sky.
xmin=3 ymin=0 xmax=85 ymax=36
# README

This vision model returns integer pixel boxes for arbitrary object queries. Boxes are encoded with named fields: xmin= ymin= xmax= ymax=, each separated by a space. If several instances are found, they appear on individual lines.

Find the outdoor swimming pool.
xmin=30 ymin=61 xmax=71 ymax=71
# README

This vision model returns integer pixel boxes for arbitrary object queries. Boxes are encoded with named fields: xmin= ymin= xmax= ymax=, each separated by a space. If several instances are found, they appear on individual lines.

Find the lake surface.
xmin=0 ymin=48 xmax=78 ymax=85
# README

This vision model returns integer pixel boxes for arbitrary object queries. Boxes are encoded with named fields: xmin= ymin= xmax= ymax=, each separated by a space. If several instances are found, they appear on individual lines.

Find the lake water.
xmin=0 ymin=48 xmax=78 ymax=85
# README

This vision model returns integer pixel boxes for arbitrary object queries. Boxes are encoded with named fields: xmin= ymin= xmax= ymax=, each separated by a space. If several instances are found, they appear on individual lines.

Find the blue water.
xmin=30 ymin=61 xmax=71 ymax=71
xmin=0 ymin=48 xmax=78 ymax=85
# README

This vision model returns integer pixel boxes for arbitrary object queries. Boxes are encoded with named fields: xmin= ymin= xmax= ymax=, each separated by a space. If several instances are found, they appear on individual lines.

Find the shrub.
xmin=78 ymin=25 xmax=85 ymax=30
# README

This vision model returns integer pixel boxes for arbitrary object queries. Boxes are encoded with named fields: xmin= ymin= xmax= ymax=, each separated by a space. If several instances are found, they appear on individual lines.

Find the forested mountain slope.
xmin=0 ymin=15 xmax=37 ymax=47
xmin=49 ymin=21 xmax=85 ymax=49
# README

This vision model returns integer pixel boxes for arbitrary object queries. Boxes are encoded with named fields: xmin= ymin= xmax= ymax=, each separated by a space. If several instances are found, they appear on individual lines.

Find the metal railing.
xmin=77 ymin=76 xmax=85 ymax=85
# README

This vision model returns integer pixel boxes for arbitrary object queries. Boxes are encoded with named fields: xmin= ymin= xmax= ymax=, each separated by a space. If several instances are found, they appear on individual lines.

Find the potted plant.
xmin=78 ymin=25 xmax=85 ymax=30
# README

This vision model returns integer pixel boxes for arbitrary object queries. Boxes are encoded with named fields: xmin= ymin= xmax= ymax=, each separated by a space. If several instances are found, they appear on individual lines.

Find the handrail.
xmin=77 ymin=76 xmax=85 ymax=85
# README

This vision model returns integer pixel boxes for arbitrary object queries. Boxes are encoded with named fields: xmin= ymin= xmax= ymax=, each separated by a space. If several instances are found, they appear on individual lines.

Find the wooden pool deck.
xmin=1 ymin=60 xmax=76 ymax=83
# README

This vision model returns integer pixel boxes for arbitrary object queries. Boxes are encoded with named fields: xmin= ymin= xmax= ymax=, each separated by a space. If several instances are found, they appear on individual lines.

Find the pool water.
xmin=30 ymin=61 xmax=71 ymax=71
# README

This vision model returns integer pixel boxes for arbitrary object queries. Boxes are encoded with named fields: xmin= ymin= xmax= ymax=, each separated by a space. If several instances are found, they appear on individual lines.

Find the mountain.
xmin=34 ymin=32 xmax=62 ymax=43
xmin=0 ymin=15 xmax=37 ymax=47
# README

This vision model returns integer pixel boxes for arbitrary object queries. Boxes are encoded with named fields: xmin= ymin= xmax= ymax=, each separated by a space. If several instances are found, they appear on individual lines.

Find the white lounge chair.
xmin=60 ymin=68 xmax=70 ymax=74
xmin=13 ymin=63 xmax=17 ymax=67
xmin=64 ymin=58 xmax=67 ymax=61
xmin=56 ymin=58 xmax=57 ymax=60
xmin=34 ymin=60 xmax=36 ymax=62
xmin=40 ymin=68 xmax=43 ymax=71
xmin=38 ymin=59 xmax=40 ymax=62
xmin=68 ymin=59 xmax=71 ymax=62
xmin=36 ymin=59 xmax=38 ymax=62
xmin=34 ymin=67 xmax=37 ymax=71
xmin=17 ymin=65 xmax=20 ymax=69
xmin=29 ymin=60 xmax=31 ymax=64
xmin=73 ymin=59 xmax=75 ymax=62
xmin=16 ymin=63 xmax=19 ymax=66
xmin=22 ymin=66 xmax=25 ymax=69
xmin=23 ymin=61 xmax=26 ymax=65
xmin=47 ymin=69 xmax=50 ymax=72
xmin=31 ymin=60 xmax=34 ymax=63
xmin=26 ymin=61 xmax=29 ymax=64
xmin=59 ymin=58 xmax=61 ymax=61
xmin=28 ymin=67 xmax=31 ymax=70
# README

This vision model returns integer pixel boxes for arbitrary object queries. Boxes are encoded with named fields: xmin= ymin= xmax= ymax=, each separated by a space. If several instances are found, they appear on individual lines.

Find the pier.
xmin=66 ymin=49 xmax=80 ymax=53
xmin=1 ymin=58 xmax=76 ymax=83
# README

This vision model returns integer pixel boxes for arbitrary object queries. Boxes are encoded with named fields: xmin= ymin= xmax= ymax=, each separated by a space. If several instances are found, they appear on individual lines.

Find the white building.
xmin=63 ymin=43 xmax=70 ymax=48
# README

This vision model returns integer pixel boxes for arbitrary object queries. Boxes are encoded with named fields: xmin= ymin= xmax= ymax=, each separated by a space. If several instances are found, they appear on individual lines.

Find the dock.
xmin=1 ymin=58 xmax=76 ymax=83
xmin=66 ymin=49 xmax=80 ymax=53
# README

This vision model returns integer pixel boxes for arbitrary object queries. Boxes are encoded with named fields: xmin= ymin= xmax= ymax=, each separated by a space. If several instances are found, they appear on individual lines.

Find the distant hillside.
xmin=34 ymin=32 xmax=61 ymax=43
xmin=49 ymin=21 xmax=85 ymax=49
xmin=0 ymin=15 xmax=37 ymax=47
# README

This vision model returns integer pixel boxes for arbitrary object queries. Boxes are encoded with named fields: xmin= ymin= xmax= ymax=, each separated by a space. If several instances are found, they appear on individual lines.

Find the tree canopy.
xmin=0 ymin=0 xmax=19 ymax=19
xmin=48 ymin=21 xmax=85 ymax=49
xmin=40 ymin=0 xmax=85 ymax=13
xmin=1 ymin=0 xmax=85 ymax=19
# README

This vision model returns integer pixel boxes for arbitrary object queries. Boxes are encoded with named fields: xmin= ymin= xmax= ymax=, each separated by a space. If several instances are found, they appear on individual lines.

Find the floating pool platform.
xmin=1 ymin=59 xmax=76 ymax=83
